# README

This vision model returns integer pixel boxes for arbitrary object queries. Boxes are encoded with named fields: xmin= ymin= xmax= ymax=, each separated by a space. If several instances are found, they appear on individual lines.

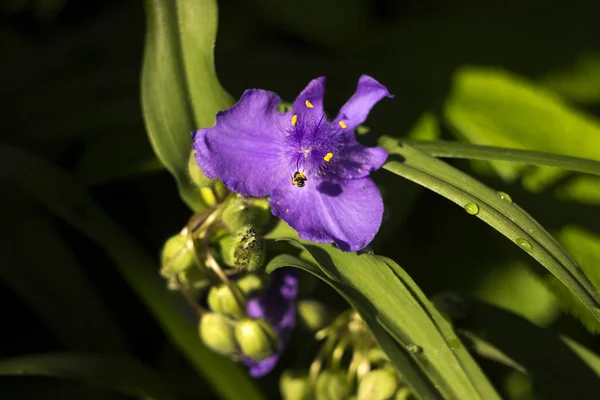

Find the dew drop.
xmin=497 ymin=191 xmax=513 ymax=203
xmin=407 ymin=344 xmax=423 ymax=354
xmin=464 ymin=203 xmax=479 ymax=215
xmin=515 ymin=237 xmax=533 ymax=253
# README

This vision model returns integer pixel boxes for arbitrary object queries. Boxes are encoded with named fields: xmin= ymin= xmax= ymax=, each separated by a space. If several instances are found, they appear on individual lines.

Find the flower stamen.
xmin=324 ymin=152 xmax=333 ymax=162
xmin=339 ymin=121 xmax=347 ymax=128
xmin=305 ymin=100 xmax=314 ymax=108
xmin=291 ymin=114 xmax=298 ymax=126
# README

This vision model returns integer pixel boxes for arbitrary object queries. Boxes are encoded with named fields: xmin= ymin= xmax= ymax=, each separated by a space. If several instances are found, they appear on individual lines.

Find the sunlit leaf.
xmin=379 ymin=138 xmax=600 ymax=332
xmin=265 ymin=231 xmax=500 ymax=400
xmin=141 ymin=0 xmax=233 ymax=210
xmin=541 ymin=53 xmax=600 ymax=104
xmin=0 ymin=353 xmax=176 ymax=400
xmin=0 ymin=145 xmax=265 ymax=400
xmin=445 ymin=67 xmax=600 ymax=189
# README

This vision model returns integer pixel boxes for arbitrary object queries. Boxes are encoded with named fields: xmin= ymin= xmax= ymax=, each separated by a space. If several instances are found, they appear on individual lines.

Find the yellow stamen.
xmin=324 ymin=152 xmax=333 ymax=162
xmin=339 ymin=120 xmax=347 ymax=128
xmin=305 ymin=100 xmax=314 ymax=108
xmin=291 ymin=114 xmax=298 ymax=126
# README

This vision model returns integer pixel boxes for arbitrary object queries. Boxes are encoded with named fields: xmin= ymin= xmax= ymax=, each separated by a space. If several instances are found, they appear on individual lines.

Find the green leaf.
xmin=402 ymin=140 xmax=600 ymax=178
xmin=0 ymin=203 xmax=128 ymax=353
xmin=0 ymin=145 xmax=265 ymax=400
xmin=141 ymin=0 xmax=233 ymax=210
xmin=445 ymin=67 xmax=600 ymax=188
xmin=265 ymin=235 xmax=500 ymax=400
xmin=541 ymin=53 xmax=600 ymax=104
xmin=0 ymin=353 xmax=176 ymax=400
xmin=379 ymin=138 xmax=600 ymax=332
xmin=556 ymin=175 xmax=600 ymax=205
xmin=440 ymin=298 xmax=600 ymax=398
xmin=265 ymin=253 xmax=443 ymax=400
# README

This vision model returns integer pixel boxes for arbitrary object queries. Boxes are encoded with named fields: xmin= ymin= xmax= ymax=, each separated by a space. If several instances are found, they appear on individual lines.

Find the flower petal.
xmin=292 ymin=77 xmax=326 ymax=116
xmin=270 ymin=177 xmax=383 ymax=251
xmin=336 ymin=75 xmax=393 ymax=130
xmin=327 ymin=137 xmax=388 ymax=180
xmin=192 ymin=89 xmax=288 ymax=197
xmin=242 ymin=269 xmax=298 ymax=377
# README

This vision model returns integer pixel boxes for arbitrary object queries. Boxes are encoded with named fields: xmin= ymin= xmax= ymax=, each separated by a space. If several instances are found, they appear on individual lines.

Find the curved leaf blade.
xmin=0 ymin=145 xmax=265 ymax=400
xmin=440 ymin=298 xmax=600 ymax=398
xmin=403 ymin=140 xmax=600 ymax=178
xmin=141 ymin=0 xmax=234 ymax=210
xmin=0 ymin=353 xmax=176 ymax=400
xmin=141 ymin=0 xmax=197 ymax=209
xmin=265 ymin=235 xmax=500 ymax=400
xmin=265 ymin=253 xmax=443 ymax=400
xmin=379 ymin=138 xmax=600 ymax=331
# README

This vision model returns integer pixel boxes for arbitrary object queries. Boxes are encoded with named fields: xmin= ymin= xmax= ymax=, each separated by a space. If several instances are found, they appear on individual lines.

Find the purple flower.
xmin=193 ymin=76 xmax=392 ymax=251
xmin=243 ymin=269 xmax=298 ymax=377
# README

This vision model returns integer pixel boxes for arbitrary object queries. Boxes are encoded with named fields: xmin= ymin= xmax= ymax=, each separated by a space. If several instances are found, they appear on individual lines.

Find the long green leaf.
xmin=379 ymin=138 xmax=600 ymax=331
xmin=0 ymin=204 xmax=128 ymax=353
xmin=141 ymin=0 xmax=234 ymax=210
xmin=403 ymin=140 xmax=600 ymax=178
xmin=265 ymin=253 xmax=443 ymax=400
xmin=445 ymin=67 xmax=600 ymax=185
xmin=141 ymin=0 xmax=198 ymax=209
xmin=438 ymin=298 xmax=600 ymax=398
xmin=0 ymin=145 xmax=265 ymax=400
xmin=0 ymin=353 xmax=176 ymax=400
xmin=265 ymin=232 xmax=500 ymax=400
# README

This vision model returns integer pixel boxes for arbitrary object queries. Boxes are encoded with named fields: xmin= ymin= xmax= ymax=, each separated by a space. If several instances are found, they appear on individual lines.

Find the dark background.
xmin=1 ymin=0 xmax=599 ymax=398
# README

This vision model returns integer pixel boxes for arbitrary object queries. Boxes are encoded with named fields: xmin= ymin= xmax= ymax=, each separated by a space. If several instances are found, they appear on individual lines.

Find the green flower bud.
xmin=221 ymin=196 xmax=272 ymax=232
xmin=218 ymin=233 xmax=235 ymax=266
xmin=177 ymin=266 xmax=210 ymax=290
xmin=221 ymin=197 xmax=253 ymax=232
xmin=278 ymin=101 xmax=293 ymax=113
xmin=199 ymin=313 xmax=238 ymax=356
xmin=367 ymin=347 xmax=390 ymax=366
xmin=315 ymin=371 xmax=351 ymax=400
xmin=160 ymin=234 xmax=195 ymax=277
xmin=188 ymin=151 xmax=228 ymax=206
xmin=356 ymin=125 xmax=371 ymax=135
xmin=188 ymin=150 xmax=214 ymax=188
xmin=394 ymin=387 xmax=414 ymax=400
xmin=236 ymin=273 xmax=265 ymax=297
xmin=235 ymin=318 xmax=279 ymax=361
xmin=357 ymin=367 xmax=398 ymax=400
xmin=297 ymin=300 xmax=331 ymax=331
xmin=207 ymin=284 xmax=246 ymax=319
xmin=279 ymin=370 xmax=311 ymax=400
xmin=228 ymin=226 xmax=265 ymax=272
xmin=246 ymin=197 xmax=271 ymax=228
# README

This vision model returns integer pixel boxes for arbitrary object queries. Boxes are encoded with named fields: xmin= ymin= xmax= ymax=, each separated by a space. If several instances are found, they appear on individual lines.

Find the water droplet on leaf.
xmin=464 ymin=203 xmax=479 ymax=215
xmin=497 ymin=191 xmax=513 ymax=203
xmin=407 ymin=344 xmax=423 ymax=354
xmin=515 ymin=238 xmax=533 ymax=253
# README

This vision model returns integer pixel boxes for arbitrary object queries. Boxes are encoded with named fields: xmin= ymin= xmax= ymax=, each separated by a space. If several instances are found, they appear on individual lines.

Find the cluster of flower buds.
xmin=157 ymin=152 xmax=298 ymax=377
xmin=280 ymin=311 xmax=413 ymax=400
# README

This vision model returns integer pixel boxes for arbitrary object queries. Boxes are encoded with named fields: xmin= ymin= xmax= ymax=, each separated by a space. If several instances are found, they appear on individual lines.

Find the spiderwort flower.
xmin=192 ymin=76 xmax=392 ymax=251
xmin=243 ymin=269 xmax=298 ymax=377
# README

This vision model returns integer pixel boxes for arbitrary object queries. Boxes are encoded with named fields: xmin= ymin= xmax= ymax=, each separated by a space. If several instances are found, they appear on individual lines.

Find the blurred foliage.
xmin=1 ymin=0 xmax=600 ymax=399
